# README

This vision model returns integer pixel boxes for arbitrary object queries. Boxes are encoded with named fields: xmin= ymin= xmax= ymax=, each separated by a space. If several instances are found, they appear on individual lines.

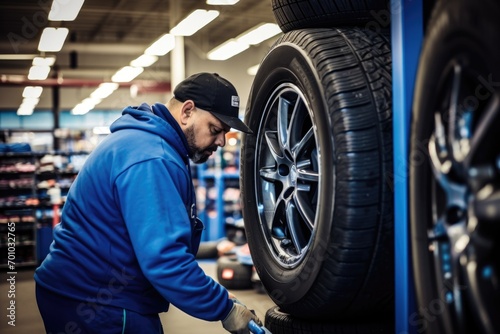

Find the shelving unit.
xmin=0 ymin=152 xmax=39 ymax=267
xmin=193 ymin=133 xmax=243 ymax=242
xmin=0 ymin=150 xmax=89 ymax=267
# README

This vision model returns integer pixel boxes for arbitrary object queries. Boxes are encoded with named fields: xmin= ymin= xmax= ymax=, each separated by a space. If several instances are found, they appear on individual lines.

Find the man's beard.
xmin=185 ymin=125 xmax=216 ymax=164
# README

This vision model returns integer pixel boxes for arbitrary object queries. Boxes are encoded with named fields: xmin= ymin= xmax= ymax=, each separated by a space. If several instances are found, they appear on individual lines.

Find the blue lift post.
xmin=391 ymin=0 xmax=423 ymax=333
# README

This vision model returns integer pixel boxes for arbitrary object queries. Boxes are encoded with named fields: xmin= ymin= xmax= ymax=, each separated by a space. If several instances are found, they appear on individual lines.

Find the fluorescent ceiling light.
xmin=49 ymin=0 xmax=85 ymax=21
xmin=111 ymin=66 xmax=144 ymax=82
xmin=206 ymin=23 xmax=281 ymax=61
xmin=23 ymin=86 xmax=43 ymax=98
xmin=33 ymin=56 xmax=56 ymax=66
xmin=130 ymin=54 xmax=158 ymax=67
xmin=237 ymin=23 xmax=281 ymax=45
xmin=207 ymin=39 xmax=249 ymax=60
xmin=21 ymin=97 xmax=40 ymax=107
xmin=38 ymin=27 xmax=69 ymax=52
xmin=18 ymin=97 xmax=39 ymax=115
xmin=90 ymin=82 xmax=119 ymax=99
xmin=207 ymin=0 xmax=239 ymax=4
xmin=28 ymin=65 xmax=51 ymax=80
xmin=170 ymin=10 xmax=219 ymax=36
xmin=144 ymin=34 xmax=175 ymax=56
xmin=71 ymin=103 xmax=91 ymax=115
xmin=82 ymin=97 xmax=101 ymax=108
xmin=247 ymin=64 xmax=259 ymax=76
xmin=17 ymin=106 xmax=34 ymax=116
xmin=93 ymin=126 xmax=111 ymax=135
xmin=72 ymin=97 xmax=100 ymax=115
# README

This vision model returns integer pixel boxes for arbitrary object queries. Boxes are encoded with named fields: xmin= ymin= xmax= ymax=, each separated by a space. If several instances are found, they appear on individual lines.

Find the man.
xmin=35 ymin=72 xmax=261 ymax=333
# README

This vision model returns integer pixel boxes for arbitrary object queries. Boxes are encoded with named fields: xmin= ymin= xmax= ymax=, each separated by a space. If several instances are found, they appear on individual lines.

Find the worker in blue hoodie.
xmin=34 ymin=72 xmax=262 ymax=333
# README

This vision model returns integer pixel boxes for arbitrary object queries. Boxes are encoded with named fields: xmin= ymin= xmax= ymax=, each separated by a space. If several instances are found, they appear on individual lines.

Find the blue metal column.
xmin=391 ymin=1 xmax=423 ymax=333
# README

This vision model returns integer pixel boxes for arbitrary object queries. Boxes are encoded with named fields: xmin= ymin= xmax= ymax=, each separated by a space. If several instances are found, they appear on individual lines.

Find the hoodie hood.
xmin=110 ymin=102 xmax=190 ymax=161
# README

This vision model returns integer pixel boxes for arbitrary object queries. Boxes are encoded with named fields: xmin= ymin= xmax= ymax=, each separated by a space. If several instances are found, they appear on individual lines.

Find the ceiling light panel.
xmin=90 ymin=83 xmax=119 ymax=99
xmin=17 ymin=106 xmax=34 ymax=116
xmin=237 ymin=23 xmax=281 ymax=45
xmin=144 ymin=34 xmax=175 ymax=56
xmin=21 ymin=98 xmax=40 ymax=107
xmin=38 ymin=27 xmax=69 ymax=52
xmin=207 ymin=39 xmax=249 ymax=60
xmin=130 ymin=54 xmax=158 ymax=67
xmin=49 ymin=0 xmax=85 ymax=21
xmin=28 ymin=65 xmax=51 ymax=80
xmin=207 ymin=0 xmax=239 ymax=4
xmin=71 ymin=103 xmax=91 ymax=115
xmin=111 ymin=66 xmax=144 ymax=83
xmin=170 ymin=10 xmax=219 ymax=36
xmin=22 ymin=86 xmax=43 ymax=98
xmin=32 ymin=56 xmax=56 ymax=67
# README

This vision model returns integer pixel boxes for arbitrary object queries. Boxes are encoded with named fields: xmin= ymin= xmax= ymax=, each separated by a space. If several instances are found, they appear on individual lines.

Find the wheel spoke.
xmin=288 ymin=96 xmax=307 ymax=149
xmin=285 ymin=200 xmax=308 ymax=254
xmin=292 ymin=126 xmax=314 ymax=158
xmin=259 ymin=165 xmax=280 ymax=183
xmin=474 ymin=186 xmax=500 ymax=221
xmin=270 ymin=196 xmax=287 ymax=238
xmin=434 ymin=111 xmax=450 ymax=160
xmin=294 ymin=191 xmax=315 ymax=230
xmin=297 ymin=165 xmax=319 ymax=183
xmin=264 ymin=130 xmax=283 ymax=160
xmin=429 ymin=132 xmax=452 ymax=189
xmin=277 ymin=96 xmax=291 ymax=151
xmin=447 ymin=63 xmax=463 ymax=162
xmin=464 ymin=94 xmax=500 ymax=167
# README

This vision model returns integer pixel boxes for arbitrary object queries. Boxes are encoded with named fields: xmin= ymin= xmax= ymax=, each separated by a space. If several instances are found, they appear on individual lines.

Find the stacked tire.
xmin=241 ymin=0 xmax=395 ymax=331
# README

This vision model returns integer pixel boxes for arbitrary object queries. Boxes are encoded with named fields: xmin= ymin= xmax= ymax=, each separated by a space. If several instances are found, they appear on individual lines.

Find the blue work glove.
xmin=222 ymin=300 xmax=262 ymax=334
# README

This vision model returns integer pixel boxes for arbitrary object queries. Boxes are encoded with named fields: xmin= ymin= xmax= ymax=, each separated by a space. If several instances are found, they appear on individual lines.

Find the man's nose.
xmin=215 ymin=132 xmax=226 ymax=147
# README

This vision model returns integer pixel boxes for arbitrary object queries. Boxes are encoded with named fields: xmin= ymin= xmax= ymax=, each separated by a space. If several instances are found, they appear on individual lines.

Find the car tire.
xmin=410 ymin=0 xmax=500 ymax=333
xmin=216 ymin=255 xmax=253 ymax=290
xmin=241 ymin=27 xmax=393 ymax=320
xmin=264 ymin=306 xmax=393 ymax=334
xmin=271 ymin=0 xmax=389 ymax=32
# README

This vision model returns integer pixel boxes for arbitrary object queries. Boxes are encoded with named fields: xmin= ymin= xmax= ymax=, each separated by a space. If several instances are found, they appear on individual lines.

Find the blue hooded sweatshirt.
xmin=34 ymin=103 xmax=233 ymax=321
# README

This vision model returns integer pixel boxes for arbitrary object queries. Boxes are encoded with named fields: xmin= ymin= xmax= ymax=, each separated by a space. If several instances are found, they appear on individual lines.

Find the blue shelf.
xmin=194 ymin=148 xmax=242 ymax=242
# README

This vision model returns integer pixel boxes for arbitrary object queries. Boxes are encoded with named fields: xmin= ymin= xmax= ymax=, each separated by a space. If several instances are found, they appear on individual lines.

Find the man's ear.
xmin=180 ymin=100 xmax=195 ymax=125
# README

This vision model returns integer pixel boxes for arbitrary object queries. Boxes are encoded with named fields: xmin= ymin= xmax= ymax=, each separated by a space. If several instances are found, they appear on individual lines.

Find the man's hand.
xmin=222 ymin=302 xmax=262 ymax=334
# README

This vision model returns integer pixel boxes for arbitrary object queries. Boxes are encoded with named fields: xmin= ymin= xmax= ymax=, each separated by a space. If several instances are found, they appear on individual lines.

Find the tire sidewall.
xmin=241 ymin=39 xmax=336 ymax=305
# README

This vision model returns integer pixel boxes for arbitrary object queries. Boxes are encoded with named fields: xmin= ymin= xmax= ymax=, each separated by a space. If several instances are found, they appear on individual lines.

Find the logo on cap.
xmin=231 ymin=95 xmax=239 ymax=108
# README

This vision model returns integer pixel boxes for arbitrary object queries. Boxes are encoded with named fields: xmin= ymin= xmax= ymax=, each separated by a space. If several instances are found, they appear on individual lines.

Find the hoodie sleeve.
xmin=115 ymin=158 xmax=233 ymax=321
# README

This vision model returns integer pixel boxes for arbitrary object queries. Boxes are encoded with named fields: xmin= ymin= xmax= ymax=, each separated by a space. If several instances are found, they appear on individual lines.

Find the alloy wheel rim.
xmin=254 ymin=83 xmax=321 ymax=269
xmin=426 ymin=59 xmax=500 ymax=331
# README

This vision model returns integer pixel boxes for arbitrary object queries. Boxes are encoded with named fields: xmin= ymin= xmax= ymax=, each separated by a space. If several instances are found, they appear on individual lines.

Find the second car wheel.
xmin=241 ymin=27 xmax=393 ymax=320
xmin=410 ymin=0 xmax=500 ymax=333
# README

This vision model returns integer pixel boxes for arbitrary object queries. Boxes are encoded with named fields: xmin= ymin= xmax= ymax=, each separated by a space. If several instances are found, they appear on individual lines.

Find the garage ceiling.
xmin=0 ymin=0 xmax=275 ymax=103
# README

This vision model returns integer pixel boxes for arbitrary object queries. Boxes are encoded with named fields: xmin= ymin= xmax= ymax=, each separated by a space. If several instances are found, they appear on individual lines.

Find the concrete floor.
xmin=0 ymin=260 xmax=276 ymax=334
